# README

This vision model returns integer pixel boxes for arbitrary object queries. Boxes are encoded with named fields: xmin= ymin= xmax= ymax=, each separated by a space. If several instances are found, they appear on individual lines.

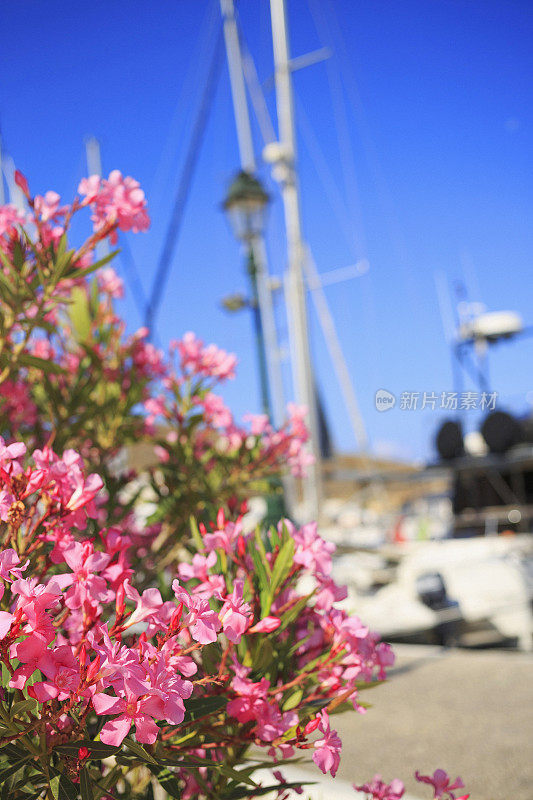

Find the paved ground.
xmin=297 ymin=645 xmax=533 ymax=800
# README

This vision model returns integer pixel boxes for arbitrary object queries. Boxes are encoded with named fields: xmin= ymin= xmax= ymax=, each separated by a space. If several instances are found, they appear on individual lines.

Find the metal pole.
xmin=220 ymin=0 xmax=285 ymax=428
xmin=269 ymin=0 xmax=321 ymax=520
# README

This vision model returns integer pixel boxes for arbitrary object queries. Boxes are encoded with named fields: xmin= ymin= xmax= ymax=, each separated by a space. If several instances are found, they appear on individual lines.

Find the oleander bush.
xmin=0 ymin=172 xmax=466 ymax=800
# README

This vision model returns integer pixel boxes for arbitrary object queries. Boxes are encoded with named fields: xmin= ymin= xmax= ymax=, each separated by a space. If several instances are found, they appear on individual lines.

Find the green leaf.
xmin=68 ymin=249 xmax=120 ymax=280
xmin=17 ymin=352 xmax=67 ymax=375
xmin=10 ymin=698 xmax=38 ymax=719
xmin=217 ymin=764 xmax=258 ymax=787
xmin=264 ymin=538 xmax=295 ymax=614
xmin=252 ymin=638 xmax=273 ymax=673
xmin=355 ymin=678 xmax=384 ymax=692
xmin=49 ymin=773 xmax=79 ymax=800
xmin=189 ymin=515 xmax=204 ymax=551
xmin=201 ymin=643 xmax=221 ymax=675
xmin=0 ymin=269 xmax=16 ymax=300
xmin=69 ymin=286 xmax=92 ymax=341
xmin=123 ymin=737 xmax=157 ymax=764
xmin=148 ymin=766 xmax=182 ymax=799
xmin=0 ymin=758 xmax=31 ymax=786
xmin=182 ymin=694 xmax=226 ymax=724
xmin=223 ymin=781 xmax=314 ymax=799
xmin=250 ymin=547 xmax=270 ymax=616
xmin=254 ymin=528 xmax=271 ymax=577
xmin=0 ymin=743 xmax=27 ymax=760
xmin=79 ymin=767 xmax=93 ymax=800
xmin=0 ymin=776 xmax=11 ymax=800
xmin=279 ymin=593 xmax=314 ymax=632
xmin=282 ymin=687 xmax=303 ymax=711
xmin=53 ymin=740 xmax=121 ymax=759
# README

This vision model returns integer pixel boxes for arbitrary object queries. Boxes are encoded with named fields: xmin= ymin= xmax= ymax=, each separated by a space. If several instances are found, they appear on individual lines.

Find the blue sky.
xmin=1 ymin=0 xmax=532 ymax=461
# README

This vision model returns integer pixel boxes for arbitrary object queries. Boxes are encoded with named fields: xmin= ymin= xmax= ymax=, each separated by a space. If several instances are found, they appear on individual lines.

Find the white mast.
xmin=268 ymin=0 xmax=321 ymax=520
xmin=220 ymin=0 xmax=286 ymax=429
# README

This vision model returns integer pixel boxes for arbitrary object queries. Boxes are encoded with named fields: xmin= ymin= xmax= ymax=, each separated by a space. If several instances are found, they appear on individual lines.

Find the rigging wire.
xmin=307 ymin=0 xmax=368 ymax=263
xmin=145 ymin=21 xmax=225 ymax=336
xmin=237 ymin=20 xmax=277 ymax=145
xmin=316 ymin=0 xmax=420 ymax=307
xmin=147 ymin=0 xmax=221 ymax=224
xmin=294 ymin=89 xmax=364 ymax=261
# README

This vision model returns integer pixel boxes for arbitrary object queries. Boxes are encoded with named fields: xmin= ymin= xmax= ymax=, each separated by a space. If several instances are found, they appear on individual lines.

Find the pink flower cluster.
xmin=172 ymin=331 xmax=237 ymax=381
xmin=78 ymin=169 xmax=150 ymax=243
xmin=356 ymin=770 xmax=468 ymax=800
xmin=3 ymin=439 xmax=385 ymax=770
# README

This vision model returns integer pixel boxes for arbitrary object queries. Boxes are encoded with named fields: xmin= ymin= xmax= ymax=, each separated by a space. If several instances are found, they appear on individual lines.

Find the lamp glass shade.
xmin=223 ymin=171 xmax=269 ymax=242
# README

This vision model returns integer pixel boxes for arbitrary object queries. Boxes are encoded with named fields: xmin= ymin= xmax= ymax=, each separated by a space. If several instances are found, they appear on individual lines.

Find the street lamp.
xmin=222 ymin=170 xmax=270 ymax=243
xmin=222 ymin=171 xmax=272 ymax=418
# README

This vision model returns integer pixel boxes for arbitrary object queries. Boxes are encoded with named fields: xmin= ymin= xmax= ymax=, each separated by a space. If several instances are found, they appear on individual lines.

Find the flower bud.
xmin=14 ymin=170 xmax=30 ymax=198
xmin=170 ymin=602 xmax=184 ymax=630
xmin=304 ymin=717 xmax=321 ymax=735
xmin=249 ymin=616 xmax=281 ymax=634
xmin=86 ymin=654 xmax=101 ymax=683
xmin=115 ymin=582 xmax=126 ymax=618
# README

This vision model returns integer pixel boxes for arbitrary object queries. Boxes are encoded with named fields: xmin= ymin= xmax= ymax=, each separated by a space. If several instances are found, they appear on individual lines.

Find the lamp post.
xmin=222 ymin=171 xmax=272 ymax=419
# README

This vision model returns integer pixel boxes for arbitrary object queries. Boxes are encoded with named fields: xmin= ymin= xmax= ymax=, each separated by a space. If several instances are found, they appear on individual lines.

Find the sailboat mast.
xmin=220 ymin=0 xmax=286 ymax=428
xmin=220 ymin=0 xmax=254 ymax=173
xmin=269 ymin=0 xmax=321 ymax=519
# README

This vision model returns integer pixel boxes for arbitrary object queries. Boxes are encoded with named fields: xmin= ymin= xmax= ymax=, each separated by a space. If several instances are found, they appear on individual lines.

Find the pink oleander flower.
xmin=98 ymin=267 xmax=124 ymax=298
xmin=0 ymin=203 xmax=26 ymax=239
xmin=314 ymin=575 xmax=348 ymax=611
xmin=415 ymin=770 xmax=468 ymax=800
xmin=312 ymin=709 xmax=342 ymax=778
xmin=174 ymin=332 xmax=237 ymax=380
xmin=78 ymin=170 xmax=150 ymax=243
xmin=123 ymin=582 xmax=173 ymax=632
xmin=0 ymin=548 xmax=27 ymax=582
xmin=9 ymin=633 xmax=50 ymax=689
xmin=355 ymin=775 xmax=405 ymax=800
xmin=33 ymin=191 xmax=62 ymax=222
xmin=0 ymin=437 xmax=26 ymax=466
xmin=30 ymin=645 xmax=80 ymax=701
xmin=172 ymin=581 xmax=221 ymax=644
xmin=255 ymin=703 xmax=298 ymax=743
xmin=92 ymin=684 xmax=161 ymax=746
xmin=201 ymin=392 xmax=233 ymax=429
xmin=65 ymin=471 xmax=104 ymax=513
xmin=219 ymin=580 xmax=252 ymax=643
xmin=291 ymin=521 xmax=336 ymax=578
xmin=177 ymin=552 xmax=225 ymax=599
xmin=130 ymin=333 xmax=165 ymax=378
xmin=0 ymin=379 xmax=38 ymax=428
xmin=227 ymin=673 xmax=270 ymax=723
xmin=60 ymin=541 xmax=112 ymax=610
xmin=202 ymin=516 xmax=243 ymax=554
